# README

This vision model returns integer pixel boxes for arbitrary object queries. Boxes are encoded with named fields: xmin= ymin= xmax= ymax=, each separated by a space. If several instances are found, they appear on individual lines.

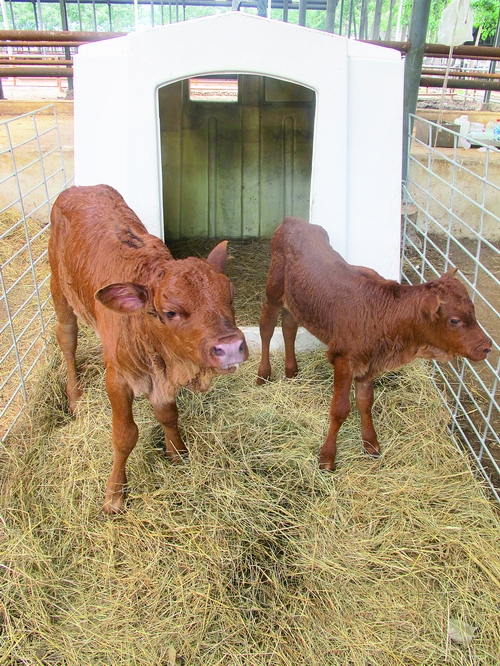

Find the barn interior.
xmin=1 ymin=2 xmax=500 ymax=663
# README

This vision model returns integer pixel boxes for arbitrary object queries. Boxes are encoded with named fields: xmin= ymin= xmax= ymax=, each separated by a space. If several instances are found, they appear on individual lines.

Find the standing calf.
xmin=257 ymin=218 xmax=491 ymax=469
xmin=49 ymin=185 xmax=248 ymax=513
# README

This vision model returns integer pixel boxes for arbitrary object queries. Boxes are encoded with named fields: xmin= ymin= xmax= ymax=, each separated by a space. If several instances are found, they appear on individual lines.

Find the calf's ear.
xmin=206 ymin=240 xmax=229 ymax=274
xmin=420 ymin=291 xmax=441 ymax=321
xmin=441 ymin=267 xmax=458 ymax=279
xmin=95 ymin=282 xmax=149 ymax=314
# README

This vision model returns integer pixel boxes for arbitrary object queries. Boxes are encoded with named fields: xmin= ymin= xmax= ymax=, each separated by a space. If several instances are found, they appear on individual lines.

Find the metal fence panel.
xmin=403 ymin=114 xmax=500 ymax=501
xmin=0 ymin=105 xmax=72 ymax=439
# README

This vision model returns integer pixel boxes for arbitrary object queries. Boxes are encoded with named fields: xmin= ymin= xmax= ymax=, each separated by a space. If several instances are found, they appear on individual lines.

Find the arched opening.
xmin=158 ymin=74 xmax=316 ymax=240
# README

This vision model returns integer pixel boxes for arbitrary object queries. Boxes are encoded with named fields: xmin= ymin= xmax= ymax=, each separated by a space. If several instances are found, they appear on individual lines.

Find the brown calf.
xmin=257 ymin=218 xmax=492 ymax=469
xmin=49 ymin=185 xmax=248 ymax=513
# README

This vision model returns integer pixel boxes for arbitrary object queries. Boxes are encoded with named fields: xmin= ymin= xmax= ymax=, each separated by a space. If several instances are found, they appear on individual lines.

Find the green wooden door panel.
xmin=159 ymin=75 xmax=315 ymax=239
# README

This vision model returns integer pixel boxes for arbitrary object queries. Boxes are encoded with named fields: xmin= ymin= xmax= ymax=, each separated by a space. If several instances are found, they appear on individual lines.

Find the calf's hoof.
xmin=67 ymin=388 xmax=83 ymax=414
xmin=166 ymin=450 xmax=188 ymax=464
xmin=285 ymin=366 xmax=299 ymax=379
xmin=256 ymin=374 xmax=270 ymax=386
xmin=362 ymin=441 xmax=381 ymax=458
xmin=318 ymin=458 xmax=336 ymax=472
xmin=103 ymin=485 xmax=127 ymax=515
xmin=102 ymin=497 xmax=126 ymax=515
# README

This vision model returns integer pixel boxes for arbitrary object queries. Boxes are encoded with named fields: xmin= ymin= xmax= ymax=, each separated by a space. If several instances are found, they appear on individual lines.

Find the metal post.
xmin=298 ymin=0 xmax=306 ymax=27
xmin=325 ymin=0 xmax=337 ymax=33
xmin=36 ymin=0 xmax=43 ymax=29
xmin=402 ymin=0 xmax=431 ymax=183
xmin=0 ymin=0 xmax=10 ymax=93
xmin=483 ymin=11 xmax=500 ymax=105
xmin=59 ymin=0 xmax=73 ymax=93
xmin=282 ymin=0 xmax=289 ymax=23
xmin=347 ymin=0 xmax=353 ymax=38
xmin=7 ymin=0 xmax=15 ymax=29
xmin=77 ymin=0 xmax=82 ymax=31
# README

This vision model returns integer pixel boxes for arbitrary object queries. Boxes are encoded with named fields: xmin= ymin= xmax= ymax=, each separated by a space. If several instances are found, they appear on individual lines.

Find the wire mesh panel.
xmin=0 ymin=105 xmax=72 ymax=440
xmin=403 ymin=114 xmax=500 ymax=501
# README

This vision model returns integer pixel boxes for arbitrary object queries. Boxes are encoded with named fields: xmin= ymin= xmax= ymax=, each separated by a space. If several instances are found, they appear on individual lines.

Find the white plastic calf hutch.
xmin=74 ymin=12 xmax=403 ymax=282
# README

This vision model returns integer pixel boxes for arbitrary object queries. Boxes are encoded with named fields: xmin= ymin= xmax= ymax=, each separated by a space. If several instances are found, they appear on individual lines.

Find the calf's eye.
xmin=165 ymin=311 xmax=177 ymax=320
xmin=449 ymin=318 xmax=461 ymax=326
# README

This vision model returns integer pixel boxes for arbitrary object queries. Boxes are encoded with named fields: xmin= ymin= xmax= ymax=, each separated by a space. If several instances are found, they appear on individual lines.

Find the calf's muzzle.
xmin=208 ymin=332 xmax=249 ymax=372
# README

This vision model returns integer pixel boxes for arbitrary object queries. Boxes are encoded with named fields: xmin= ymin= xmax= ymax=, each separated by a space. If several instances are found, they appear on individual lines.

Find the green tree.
xmin=471 ymin=0 xmax=499 ymax=40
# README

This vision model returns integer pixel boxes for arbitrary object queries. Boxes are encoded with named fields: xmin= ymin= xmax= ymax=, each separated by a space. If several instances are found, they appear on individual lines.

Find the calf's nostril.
xmin=213 ymin=346 xmax=225 ymax=357
xmin=239 ymin=342 xmax=246 ymax=353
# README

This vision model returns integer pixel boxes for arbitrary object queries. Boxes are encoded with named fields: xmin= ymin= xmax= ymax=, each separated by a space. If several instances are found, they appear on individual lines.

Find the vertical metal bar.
xmin=77 ymin=0 xmax=82 ymax=31
xmin=483 ymin=12 xmax=500 ymax=105
xmin=25 ymin=113 xmax=48 ymax=344
xmin=151 ymin=0 xmax=155 ymax=26
xmin=0 ymin=0 xmax=9 ymax=28
xmin=3 ymin=123 xmax=30 ymax=404
xmin=347 ymin=0 xmax=353 ymax=38
xmin=36 ymin=0 xmax=43 ymax=29
xmin=33 ymin=0 xmax=38 ymax=30
xmin=0 ymin=0 xmax=6 ymax=96
xmin=372 ymin=0 xmax=382 ymax=39
xmin=108 ymin=2 xmax=112 ymax=31
xmin=359 ymin=0 xmax=367 ymax=39
xmin=282 ymin=0 xmax=288 ymax=23
xmin=338 ymin=0 xmax=344 ymax=35
xmin=92 ymin=0 xmax=97 ymax=30
xmin=385 ymin=0 xmax=395 ymax=40
xmin=402 ymin=0 xmax=432 ymax=183
xmin=59 ymin=0 xmax=73 ymax=93
xmin=298 ymin=0 xmax=306 ymax=27
xmin=8 ymin=0 xmax=16 ymax=30
xmin=160 ymin=0 xmax=164 ymax=25
xmin=325 ymin=0 xmax=336 ymax=33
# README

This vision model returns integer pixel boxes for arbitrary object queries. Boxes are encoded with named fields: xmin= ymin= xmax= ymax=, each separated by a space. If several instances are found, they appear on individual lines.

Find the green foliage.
xmin=471 ymin=0 xmax=499 ymax=40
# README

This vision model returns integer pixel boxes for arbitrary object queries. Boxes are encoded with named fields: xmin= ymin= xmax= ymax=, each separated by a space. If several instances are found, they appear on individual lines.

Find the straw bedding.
xmin=1 ymin=238 xmax=500 ymax=664
xmin=1 ymin=325 xmax=500 ymax=665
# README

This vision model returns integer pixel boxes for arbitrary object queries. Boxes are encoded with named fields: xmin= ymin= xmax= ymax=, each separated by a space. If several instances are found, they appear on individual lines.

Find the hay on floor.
xmin=1 ymin=327 xmax=500 ymax=665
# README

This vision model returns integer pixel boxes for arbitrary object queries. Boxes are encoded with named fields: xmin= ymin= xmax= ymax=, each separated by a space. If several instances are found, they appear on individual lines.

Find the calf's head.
xmin=95 ymin=241 xmax=248 ymax=372
xmin=419 ymin=269 xmax=491 ymax=362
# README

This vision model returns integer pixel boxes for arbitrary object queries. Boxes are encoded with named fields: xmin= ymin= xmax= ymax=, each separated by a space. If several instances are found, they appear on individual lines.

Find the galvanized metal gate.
xmin=402 ymin=115 xmax=500 ymax=501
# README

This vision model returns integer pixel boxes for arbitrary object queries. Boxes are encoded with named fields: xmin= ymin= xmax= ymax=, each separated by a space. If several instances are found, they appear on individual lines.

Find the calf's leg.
xmin=257 ymin=299 xmax=281 ymax=384
xmin=355 ymin=379 xmax=381 ymax=457
xmin=282 ymin=308 xmax=299 ymax=379
xmin=51 ymin=274 xmax=82 ymax=412
xmin=152 ymin=400 xmax=188 ymax=462
xmin=103 ymin=366 xmax=138 ymax=514
xmin=257 ymin=251 xmax=285 ymax=384
xmin=319 ymin=356 xmax=353 ymax=470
